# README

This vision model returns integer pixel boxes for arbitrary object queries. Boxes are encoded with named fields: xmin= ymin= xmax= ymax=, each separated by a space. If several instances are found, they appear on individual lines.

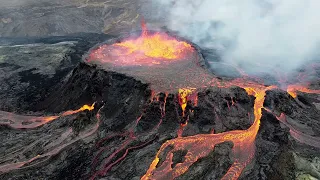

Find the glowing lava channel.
xmin=142 ymin=80 xmax=277 ymax=180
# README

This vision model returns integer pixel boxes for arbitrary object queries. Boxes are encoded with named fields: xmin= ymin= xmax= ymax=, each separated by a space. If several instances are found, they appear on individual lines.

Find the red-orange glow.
xmin=286 ymin=84 xmax=320 ymax=98
xmin=142 ymin=81 xmax=277 ymax=180
xmin=177 ymin=122 xmax=188 ymax=138
xmin=88 ymin=21 xmax=193 ymax=67
xmin=178 ymin=88 xmax=196 ymax=116
xmin=61 ymin=103 xmax=95 ymax=116
xmin=0 ymin=103 xmax=95 ymax=129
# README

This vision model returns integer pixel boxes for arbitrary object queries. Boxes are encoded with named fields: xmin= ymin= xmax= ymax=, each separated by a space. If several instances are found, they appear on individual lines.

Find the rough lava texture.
xmin=0 ymin=35 xmax=319 ymax=180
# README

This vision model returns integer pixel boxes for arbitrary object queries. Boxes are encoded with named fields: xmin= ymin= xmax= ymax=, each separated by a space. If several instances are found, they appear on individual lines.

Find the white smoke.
xmin=150 ymin=0 xmax=320 ymax=76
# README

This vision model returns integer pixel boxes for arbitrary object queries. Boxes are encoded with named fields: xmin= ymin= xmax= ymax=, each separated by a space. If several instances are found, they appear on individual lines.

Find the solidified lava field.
xmin=0 ymin=26 xmax=320 ymax=180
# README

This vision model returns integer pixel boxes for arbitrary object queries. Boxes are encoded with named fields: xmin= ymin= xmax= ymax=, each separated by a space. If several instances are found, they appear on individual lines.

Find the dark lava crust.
xmin=0 ymin=35 xmax=320 ymax=180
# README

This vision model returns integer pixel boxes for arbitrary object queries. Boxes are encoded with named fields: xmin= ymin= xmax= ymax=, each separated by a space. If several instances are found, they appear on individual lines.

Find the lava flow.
xmin=0 ymin=104 xmax=95 ymax=129
xmin=142 ymin=81 xmax=276 ymax=180
xmin=286 ymin=84 xmax=320 ymax=98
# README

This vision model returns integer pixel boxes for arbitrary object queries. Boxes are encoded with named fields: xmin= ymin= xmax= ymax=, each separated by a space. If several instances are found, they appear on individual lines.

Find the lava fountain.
xmin=86 ymin=21 xmax=213 ymax=93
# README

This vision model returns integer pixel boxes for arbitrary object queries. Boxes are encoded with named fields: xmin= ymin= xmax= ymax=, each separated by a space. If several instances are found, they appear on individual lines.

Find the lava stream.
xmin=286 ymin=84 xmax=320 ymax=98
xmin=142 ymin=84 xmax=276 ymax=180
xmin=0 ymin=104 xmax=95 ymax=129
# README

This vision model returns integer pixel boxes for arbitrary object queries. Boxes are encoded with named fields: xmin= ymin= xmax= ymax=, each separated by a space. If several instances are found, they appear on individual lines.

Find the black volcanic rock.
xmin=241 ymin=110 xmax=293 ymax=180
xmin=0 ymin=34 xmax=112 ymax=113
xmin=190 ymin=86 xmax=255 ymax=135
xmin=0 ymin=36 xmax=320 ymax=180
xmin=176 ymin=142 xmax=233 ymax=180
xmin=264 ymin=89 xmax=320 ymax=137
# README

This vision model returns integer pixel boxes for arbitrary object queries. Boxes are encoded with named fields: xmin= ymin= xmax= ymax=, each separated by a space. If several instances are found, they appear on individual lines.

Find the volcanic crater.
xmin=0 ymin=25 xmax=320 ymax=180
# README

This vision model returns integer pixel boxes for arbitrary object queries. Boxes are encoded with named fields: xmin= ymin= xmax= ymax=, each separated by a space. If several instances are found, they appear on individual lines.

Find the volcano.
xmin=0 ymin=24 xmax=320 ymax=180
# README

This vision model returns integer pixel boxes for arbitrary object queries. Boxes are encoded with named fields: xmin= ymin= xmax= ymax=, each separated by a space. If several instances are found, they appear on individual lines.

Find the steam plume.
xmin=150 ymin=0 xmax=320 ymax=78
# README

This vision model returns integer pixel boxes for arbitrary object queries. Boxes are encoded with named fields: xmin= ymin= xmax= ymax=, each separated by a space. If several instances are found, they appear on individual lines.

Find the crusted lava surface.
xmin=0 ymin=31 xmax=320 ymax=180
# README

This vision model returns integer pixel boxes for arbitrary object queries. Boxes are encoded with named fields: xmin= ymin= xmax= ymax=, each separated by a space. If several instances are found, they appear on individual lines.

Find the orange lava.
xmin=61 ymin=103 xmax=95 ymax=116
xmin=0 ymin=104 xmax=95 ymax=129
xmin=142 ymin=80 xmax=277 ymax=180
xmin=178 ymin=88 xmax=196 ymax=116
xmin=286 ymin=84 xmax=320 ymax=98
xmin=88 ymin=21 xmax=193 ymax=66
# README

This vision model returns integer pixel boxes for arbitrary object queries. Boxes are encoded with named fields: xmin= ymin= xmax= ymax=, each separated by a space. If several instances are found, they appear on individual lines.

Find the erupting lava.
xmin=88 ymin=20 xmax=193 ymax=67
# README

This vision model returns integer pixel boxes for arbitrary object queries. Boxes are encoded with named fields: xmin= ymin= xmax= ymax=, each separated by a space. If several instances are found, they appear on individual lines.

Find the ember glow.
xmin=88 ymin=21 xmax=193 ymax=66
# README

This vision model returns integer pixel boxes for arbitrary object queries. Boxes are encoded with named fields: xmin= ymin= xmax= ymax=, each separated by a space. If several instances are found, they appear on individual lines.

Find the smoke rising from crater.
xmin=151 ymin=0 xmax=320 ymax=77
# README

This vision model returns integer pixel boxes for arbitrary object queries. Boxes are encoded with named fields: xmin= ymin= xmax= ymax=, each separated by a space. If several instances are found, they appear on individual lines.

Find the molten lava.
xmin=87 ymin=21 xmax=213 ymax=93
xmin=178 ymin=88 xmax=196 ymax=116
xmin=286 ymin=84 xmax=320 ymax=98
xmin=88 ymin=21 xmax=193 ymax=67
xmin=142 ymin=80 xmax=277 ymax=180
